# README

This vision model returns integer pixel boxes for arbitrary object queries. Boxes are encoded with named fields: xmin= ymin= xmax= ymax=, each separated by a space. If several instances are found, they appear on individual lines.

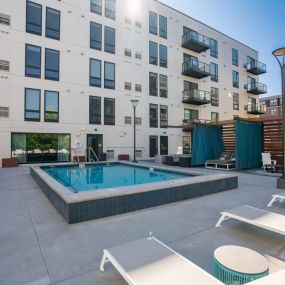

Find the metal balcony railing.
xmin=245 ymin=103 xmax=266 ymax=115
xmin=182 ymin=89 xmax=211 ymax=105
xmin=247 ymin=82 xmax=267 ymax=95
xmin=182 ymin=31 xmax=210 ymax=53
xmin=182 ymin=59 xmax=210 ymax=79
xmin=245 ymin=60 xmax=267 ymax=75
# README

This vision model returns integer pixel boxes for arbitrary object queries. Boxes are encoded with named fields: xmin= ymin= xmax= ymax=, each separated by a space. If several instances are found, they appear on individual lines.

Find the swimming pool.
xmin=42 ymin=163 xmax=189 ymax=193
xmin=31 ymin=162 xmax=238 ymax=223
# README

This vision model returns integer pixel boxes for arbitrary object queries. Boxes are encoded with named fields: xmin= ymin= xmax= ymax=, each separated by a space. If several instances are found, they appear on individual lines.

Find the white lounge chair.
xmin=262 ymin=152 xmax=276 ymax=170
xmin=267 ymin=194 xmax=285 ymax=207
xmin=100 ymin=236 xmax=285 ymax=285
xmin=216 ymin=205 xmax=285 ymax=235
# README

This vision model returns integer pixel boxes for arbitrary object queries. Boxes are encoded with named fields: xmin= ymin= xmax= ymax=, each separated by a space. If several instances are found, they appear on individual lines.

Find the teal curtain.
xmin=235 ymin=119 xmax=263 ymax=169
xmin=192 ymin=125 xmax=224 ymax=166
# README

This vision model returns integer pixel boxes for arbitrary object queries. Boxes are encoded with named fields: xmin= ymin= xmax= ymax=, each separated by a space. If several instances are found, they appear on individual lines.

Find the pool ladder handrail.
xmin=86 ymin=147 xmax=99 ymax=164
xmin=71 ymin=147 xmax=80 ymax=163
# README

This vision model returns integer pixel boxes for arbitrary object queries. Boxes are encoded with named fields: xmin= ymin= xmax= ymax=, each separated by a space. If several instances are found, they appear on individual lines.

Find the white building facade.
xmin=0 ymin=0 xmax=267 ymax=165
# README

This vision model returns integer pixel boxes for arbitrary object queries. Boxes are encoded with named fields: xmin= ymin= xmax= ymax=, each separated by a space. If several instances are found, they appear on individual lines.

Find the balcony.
xmin=247 ymin=82 xmax=267 ymax=95
xmin=245 ymin=60 xmax=267 ymax=75
xmin=182 ymin=31 xmax=210 ymax=53
xmin=182 ymin=89 xmax=211 ymax=105
xmin=245 ymin=103 xmax=266 ymax=115
xmin=182 ymin=60 xmax=210 ymax=79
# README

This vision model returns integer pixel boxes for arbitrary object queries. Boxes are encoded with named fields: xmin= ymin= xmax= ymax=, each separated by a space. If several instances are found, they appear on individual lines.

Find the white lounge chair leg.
xmin=216 ymin=214 xmax=227 ymax=228
xmin=267 ymin=196 xmax=277 ymax=207
xmin=100 ymin=251 xmax=109 ymax=272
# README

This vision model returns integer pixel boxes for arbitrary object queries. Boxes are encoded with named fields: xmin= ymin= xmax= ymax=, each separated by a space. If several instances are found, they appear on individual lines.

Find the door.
xmin=149 ymin=136 xmax=158 ymax=158
xmin=184 ymin=81 xmax=198 ymax=91
xmin=247 ymin=76 xmax=256 ymax=90
xmin=87 ymin=134 xmax=103 ymax=161
xmin=183 ymin=136 xmax=191 ymax=154
xmin=160 ymin=136 xmax=168 ymax=155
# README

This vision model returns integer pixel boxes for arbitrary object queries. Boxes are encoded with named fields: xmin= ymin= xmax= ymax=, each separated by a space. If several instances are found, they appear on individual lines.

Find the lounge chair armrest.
xmin=271 ymin=160 xmax=277 ymax=165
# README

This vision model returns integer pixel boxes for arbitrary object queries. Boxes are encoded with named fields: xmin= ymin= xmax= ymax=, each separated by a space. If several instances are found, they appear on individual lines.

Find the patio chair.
xmin=267 ymin=194 xmax=285 ymax=207
xmin=100 ymin=236 xmax=285 ymax=285
xmin=216 ymin=205 xmax=285 ymax=236
xmin=205 ymin=151 xmax=235 ymax=170
xmin=262 ymin=152 xmax=276 ymax=171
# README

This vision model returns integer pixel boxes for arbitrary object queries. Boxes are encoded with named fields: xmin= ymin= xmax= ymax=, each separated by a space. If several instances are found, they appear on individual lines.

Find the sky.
xmin=160 ymin=0 xmax=285 ymax=97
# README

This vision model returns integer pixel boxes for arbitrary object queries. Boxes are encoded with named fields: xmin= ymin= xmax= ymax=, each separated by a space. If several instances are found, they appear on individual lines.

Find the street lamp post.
xmin=131 ymin=99 xmax=139 ymax=163
xmin=273 ymin=47 xmax=285 ymax=189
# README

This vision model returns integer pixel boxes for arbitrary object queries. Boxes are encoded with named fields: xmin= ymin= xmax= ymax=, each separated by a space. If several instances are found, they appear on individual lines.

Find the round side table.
xmin=214 ymin=245 xmax=269 ymax=285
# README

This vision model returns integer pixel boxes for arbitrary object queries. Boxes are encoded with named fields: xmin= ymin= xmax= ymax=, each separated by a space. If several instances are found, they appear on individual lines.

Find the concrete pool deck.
xmin=0 ymin=165 xmax=285 ymax=284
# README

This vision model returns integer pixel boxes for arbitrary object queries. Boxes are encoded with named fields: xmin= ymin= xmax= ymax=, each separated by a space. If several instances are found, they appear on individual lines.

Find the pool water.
xmin=42 ymin=163 xmax=189 ymax=192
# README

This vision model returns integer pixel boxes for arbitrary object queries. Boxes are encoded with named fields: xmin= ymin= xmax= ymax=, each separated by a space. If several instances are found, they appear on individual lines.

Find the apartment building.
xmin=0 ymin=0 xmax=267 ymax=164
xmin=260 ymin=95 xmax=282 ymax=117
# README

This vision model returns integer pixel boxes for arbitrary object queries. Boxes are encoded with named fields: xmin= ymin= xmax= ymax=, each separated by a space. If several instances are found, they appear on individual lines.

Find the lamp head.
xmin=131 ymin=99 xmax=139 ymax=108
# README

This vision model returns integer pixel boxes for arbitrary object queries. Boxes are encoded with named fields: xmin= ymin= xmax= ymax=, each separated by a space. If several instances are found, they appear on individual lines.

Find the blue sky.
xmin=160 ymin=0 xmax=285 ymax=97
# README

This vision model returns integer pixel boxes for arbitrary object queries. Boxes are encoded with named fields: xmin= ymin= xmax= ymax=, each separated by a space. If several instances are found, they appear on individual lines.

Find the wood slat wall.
xmin=263 ymin=119 xmax=283 ymax=164
xmin=223 ymin=124 xmax=235 ymax=152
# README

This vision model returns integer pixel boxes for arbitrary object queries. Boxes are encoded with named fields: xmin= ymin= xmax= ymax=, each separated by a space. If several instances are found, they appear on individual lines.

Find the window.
xmin=0 ymin=106 xmax=9 ymax=118
xmin=149 ymin=11 xmax=157 ymax=35
xmin=210 ymin=63 xmax=218 ymax=82
xmin=232 ymin=48 xmax=239 ymax=66
xmin=160 ymin=105 xmax=168 ymax=128
xmin=184 ymin=109 xmax=199 ymax=124
xmin=159 ymin=75 xmax=168 ymax=98
xmin=211 ymin=112 xmax=219 ymax=123
xmin=271 ymin=108 xmax=277 ymax=115
xmin=232 ymin=71 xmax=239 ymax=88
xmin=149 ymin=41 xmax=158 ymax=65
xmin=0 ymin=13 xmax=11 ymax=26
xmin=159 ymin=15 xmax=167 ymax=39
xmin=209 ymin=38 xmax=218 ymax=58
xmin=135 ymin=84 xmax=142 ymax=92
xmin=135 ymin=20 xmax=142 ymax=28
xmin=125 ymin=49 xmax=132 ymax=57
xmin=135 ymin=117 xmax=142 ymax=125
xmin=90 ymin=59 xmax=101 ymax=87
xmin=104 ymin=26 xmax=115 ymax=54
xmin=25 ymin=44 xmax=41 ymax=78
xmin=135 ymin=51 xmax=142 ymax=60
xmin=105 ymin=0 xmax=116 ymax=20
xmin=44 ymin=90 xmax=59 ymax=122
xmin=25 ymin=88 xmax=40 ymax=121
xmin=149 ymin=72 xmax=158 ymax=96
xmin=149 ymin=104 xmax=158 ymax=128
xmin=159 ymin=45 xmax=167 ymax=68
xmin=0 ymin=60 xmax=9 ymax=71
xmin=233 ymin=93 xmax=239 ymax=110
xmin=124 ymin=82 xmax=131 ymax=90
xmin=45 ymin=48 xmax=59 ymax=81
xmin=104 ymin=62 xmax=115 ymax=89
xmin=104 ymin=98 xmax=115 ymax=125
xmin=89 ymin=96 xmax=101 ymax=124
xmin=125 ymin=116 xmax=132 ymax=124
xmin=46 ymin=7 xmax=60 ymax=40
xmin=90 ymin=22 xmax=102 ymax=50
xmin=91 ymin=0 xmax=102 ymax=15
xmin=160 ymin=136 xmax=168 ymax=155
xmin=270 ymin=99 xmax=278 ymax=106
xmin=211 ymin=87 xmax=219 ymax=107
xmin=26 ymin=1 xmax=42 ymax=35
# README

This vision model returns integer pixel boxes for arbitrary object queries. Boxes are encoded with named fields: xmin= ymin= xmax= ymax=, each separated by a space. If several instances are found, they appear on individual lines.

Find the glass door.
xmin=149 ymin=136 xmax=158 ymax=158
xmin=87 ymin=134 xmax=103 ymax=161
xmin=183 ymin=136 xmax=191 ymax=154
xmin=160 ymin=136 xmax=168 ymax=155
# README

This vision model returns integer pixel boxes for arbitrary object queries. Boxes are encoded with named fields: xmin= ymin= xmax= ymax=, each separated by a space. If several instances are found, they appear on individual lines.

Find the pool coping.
xmin=30 ymin=162 xmax=238 ymax=223
xmin=30 ymin=162 xmax=236 ymax=204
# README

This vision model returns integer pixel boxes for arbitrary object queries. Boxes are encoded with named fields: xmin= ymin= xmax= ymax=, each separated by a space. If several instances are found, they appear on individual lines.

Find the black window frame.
xmin=210 ymin=62 xmax=218 ymax=82
xmin=149 ymin=41 xmax=158 ymax=65
xmin=90 ymin=21 xmax=102 ymax=51
xmin=45 ymin=48 xmax=60 ymax=81
xmin=44 ymin=90 xmax=59 ymax=123
xmin=89 ymin=58 xmax=102 ymax=87
xmin=159 ymin=74 xmax=168 ymax=98
xmin=160 ymin=105 xmax=168 ymax=128
xmin=149 ymin=72 xmax=158 ymax=96
xmin=232 ymin=48 xmax=239 ymax=66
xmin=211 ymin=112 xmax=219 ymax=123
xmin=89 ymin=96 xmax=101 ymax=124
xmin=45 ymin=7 xmax=60 ymax=40
xmin=90 ymin=0 xmax=102 ymax=15
xmin=159 ymin=15 xmax=167 ymax=39
xmin=26 ymin=1 xmax=42 ymax=36
xmin=232 ymin=70 xmax=239 ymax=88
xmin=159 ymin=44 xmax=167 ymax=68
xmin=209 ymin=38 xmax=218 ymax=58
xmin=149 ymin=103 xmax=158 ymax=128
xmin=149 ymin=11 xmax=157 ymax=35
xmin=211 ymin=87 xmax=219 ymax=107
xmin=105 ymin=0 xmax=116 ymax=20
xmin=233 ymin=92 xmax=239 ymax=110
xmin=104 ymin=61 xmax=115 ymax=89
xmin=104 ymin=97 xmax=115 ymax=125
xmin=25 ymin=44 xmax=41 ymax=78
xmin=25 ymin=88 xmax=41 ymax=122
xmin=104 ymin=26 xmax=115 ymax=54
